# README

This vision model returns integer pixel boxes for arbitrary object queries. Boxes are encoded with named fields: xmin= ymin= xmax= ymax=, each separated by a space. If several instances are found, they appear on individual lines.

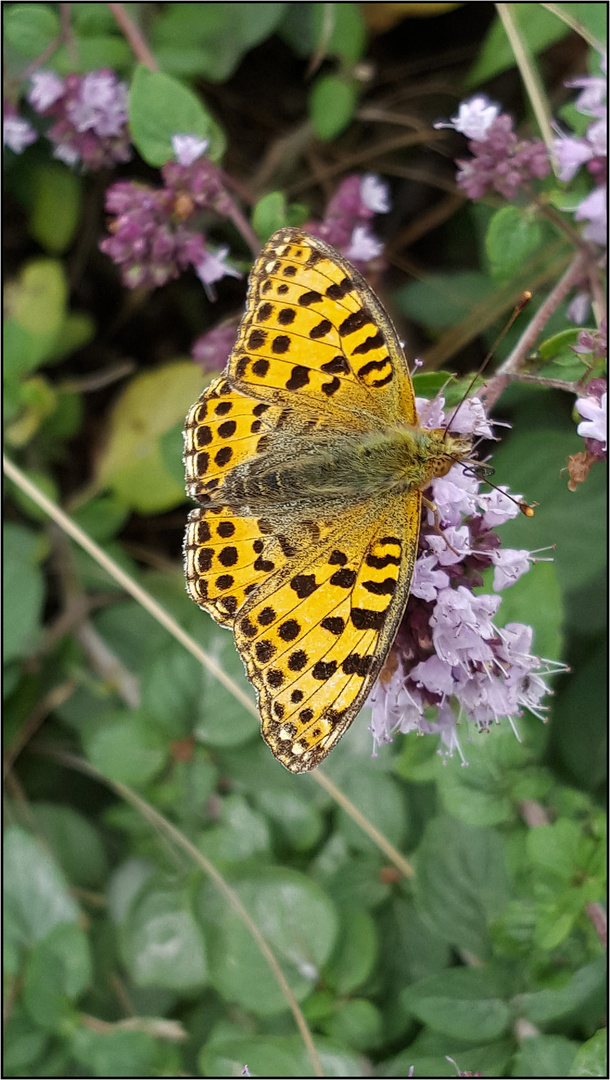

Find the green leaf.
xmin=5 ymin=4 xmax=60 ymax=57
xmin=309 ymin=75 xmax=359 ymax=140
xmin=6 ymin=466 xmax=59 ymax=524
xmin=70 ymin=3 xmax=118 ymax=33
xmin=29 ymin=803 xmax=108 ymax=889
xmin=2 ymin=521 xmax=45 ymax=663
xmin=200 ymin=1030 xmax=366 ymax=1079
xmin=253 ymin=191 xmax=290 ymax=241
xmin=141 ymin=641 xmax=203 ymax=738
xmin=198 ymin=793 xmax=272 ymax=866
xmin=279 ymin=2 xmax=365 ymax=62
xmin=158 ymin=420 xmax=186 ymax=489
xmin=28 ymin=165 xmax=83 ymax=254
xmin=395 ymin=271 xmax=495 ymax=330
xmin=195 ymin=621 xmax=260 ymax=748
xmin=3 ymin=318 xmax=39 ymax=387
xmin=336 ymin=764 xmax=407 ymax=853
xmin=466 ymin=4 xmax=571 ymax=86
xmin=379 ymin=896 xmax=452 ymax=1000
xmin=7 ymin=257 xmax=68 ymax=367
xmin=489 ymin=556 xmax=564 ymax=663
xmin=51 ymin=35 xmax=132 ymax=75
xmin=570 ymin=1028 xmax=608 ymax=1077
xmin=551 ymin=637 xmax=606 ymax=795
xmin=96 ymin=360 xmax=204 ymax=513
xmin=401 ymin=967 xmax=511 ymax=1041
xmin=23 ymin=924 xmax=91 ymax=1031
xmin=129 ymin=65 xmax=226 ymax=166
xmin=83 ymin=711 xmax=167 ymax=786
xmin=325 ymin=907 xmax=378 ymax=994
xmin=107 ymin=859 xmax=156 ymax=924
xmin=517 ymin=957 xmax=607 ymax=1024
xmin=71 ymin=1026 xmax=160 ymax=1079
xmin=526 ymin=818 xmax=589 ymax=881
xmin=486 ymin=206 xmax=544 ymax=283
xmin=325 ymin=997 xmax=383 ymax=1050
xmin=151 ymin=3 xmax=287 ymax=82
xmin=538 ymin=327 xmax=586 ymax=361
xmin=382 ymin=1040 xmax=513 ymax=1079
xmin=199 ymin=868 xmax=338 ymax=1015
xmin=436 ymin=723 xmax=533 ymax=827
xmin=489 ymin=423 xmax=607 ymax=608
xmin=121 ymin=882 xmax=207 ymax=990
xmin=3 ymin=1006 xmax=50 ymax=1074
xmin=3 ymin=826 xmax=80 ymax=958
xmin=71 ymin=495 xmax=130 ymax=544
xmin=414 ymin=816 xmax=511 ymax=959
xmin=513 ymin=1035 xmax=579 ymax=1078
xmin=254 ymin=786 xmax=324 ymax=851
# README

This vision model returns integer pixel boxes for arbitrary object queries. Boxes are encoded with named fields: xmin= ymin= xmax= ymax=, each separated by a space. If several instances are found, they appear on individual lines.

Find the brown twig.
xmin=3 ymin=681 xmax=77 ymax=778
xmin=108 ymin=3 xmax=159 ymax=71
xmin=480 ymin=251 xmax=590 ymax=410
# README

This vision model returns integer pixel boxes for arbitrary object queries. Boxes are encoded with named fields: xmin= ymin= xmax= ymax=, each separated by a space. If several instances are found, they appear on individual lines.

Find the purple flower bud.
xmin=366 ymin=395 xmax=565 ymax=760
xmin=29 ymin=68 xmax=130 ymax=170
xmin=192 ymin=322 xmax=239 ymax=374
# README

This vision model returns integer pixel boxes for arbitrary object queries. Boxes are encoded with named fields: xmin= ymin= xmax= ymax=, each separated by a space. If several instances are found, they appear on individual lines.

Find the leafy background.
xmin=3 ymin=3 xmax=607 ymax=1078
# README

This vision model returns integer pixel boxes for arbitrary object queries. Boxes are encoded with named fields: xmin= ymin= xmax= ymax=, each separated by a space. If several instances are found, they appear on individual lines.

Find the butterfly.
xmin=184 ymin=227 xmax=474 ymax=772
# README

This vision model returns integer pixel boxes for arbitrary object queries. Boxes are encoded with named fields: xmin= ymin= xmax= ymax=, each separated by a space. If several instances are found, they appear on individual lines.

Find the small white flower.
xmin=345 ymin=224 xmax=384 ymax=262
xmin=28 ymin=70 xmax=65 ymax=112
xmin=172 ymin=133 xmax=209 ymax=166
xmin=575 ymin=391 xmax=607 ymax=449
xmin=360 ymin=173 xmax=390 ymax=214
xmin=435 ymin=96 xmax=500 ymax=140
xmin=3 ymin=115 xmax=37 ymax=153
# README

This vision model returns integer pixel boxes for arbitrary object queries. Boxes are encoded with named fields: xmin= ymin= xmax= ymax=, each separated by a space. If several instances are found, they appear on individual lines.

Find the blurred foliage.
xmin=3 ymin=3 xmax=606 ymax=1078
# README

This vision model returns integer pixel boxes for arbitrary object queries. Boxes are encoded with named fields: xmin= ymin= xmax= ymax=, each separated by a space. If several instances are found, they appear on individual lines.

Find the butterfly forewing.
xmin=229 ymin=228 xmax=417 ymax=428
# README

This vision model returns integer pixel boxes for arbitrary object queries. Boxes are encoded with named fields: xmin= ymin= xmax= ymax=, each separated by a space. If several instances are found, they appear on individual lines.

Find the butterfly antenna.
xmin=457 ymin=459 xmax=536 ymax=517
xmin=445 ymin=291 xmax=532 ymax=435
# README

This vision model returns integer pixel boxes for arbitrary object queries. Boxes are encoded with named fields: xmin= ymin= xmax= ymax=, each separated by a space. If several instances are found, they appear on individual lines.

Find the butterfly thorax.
xmin=212 ymin=425 xmax=473 ymax=516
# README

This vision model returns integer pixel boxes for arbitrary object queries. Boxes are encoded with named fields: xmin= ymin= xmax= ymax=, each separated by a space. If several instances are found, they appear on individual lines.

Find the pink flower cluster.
xmin=435 ymin=96 xmax=550 ymax=200
xmin=368 ymin=396 xmax=560 ymax=761
xmin=27 ymin=69 xmax=131 ymax=170
xmin=554 ymin=59 xmax=607 ymax=247
xmin=305 ymin=173 xmax=391 ymax=269
xmin=100 ymin=136 xmax=241 ymax=292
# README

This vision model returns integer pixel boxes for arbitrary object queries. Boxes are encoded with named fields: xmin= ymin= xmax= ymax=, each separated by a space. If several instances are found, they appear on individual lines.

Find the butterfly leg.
xmin=422 ymin=495 xmax=461 ymax=557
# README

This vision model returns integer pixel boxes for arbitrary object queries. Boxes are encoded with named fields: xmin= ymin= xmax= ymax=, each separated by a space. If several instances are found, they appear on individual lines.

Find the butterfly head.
xmin=419 ymin=427 xmax=475 ymax=485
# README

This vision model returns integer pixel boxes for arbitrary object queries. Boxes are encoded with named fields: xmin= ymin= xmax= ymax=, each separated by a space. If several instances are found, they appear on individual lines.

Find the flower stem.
xmin=481 ymin=250 xmax=590 ymax=408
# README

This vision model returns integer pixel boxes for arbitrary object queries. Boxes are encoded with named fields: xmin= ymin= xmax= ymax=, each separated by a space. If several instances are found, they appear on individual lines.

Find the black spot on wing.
xmin=351 ymin=608 xmax=387 ymax=630
xmin=286 ymin=365 xmax=310 ymax=391
xmin=362 ymin=577 xmax=397 ymax=595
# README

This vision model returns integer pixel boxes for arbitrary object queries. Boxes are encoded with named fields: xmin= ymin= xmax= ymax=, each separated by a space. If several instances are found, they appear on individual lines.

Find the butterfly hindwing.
xmin=233 ymin=493 xmax=422 ymax=772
